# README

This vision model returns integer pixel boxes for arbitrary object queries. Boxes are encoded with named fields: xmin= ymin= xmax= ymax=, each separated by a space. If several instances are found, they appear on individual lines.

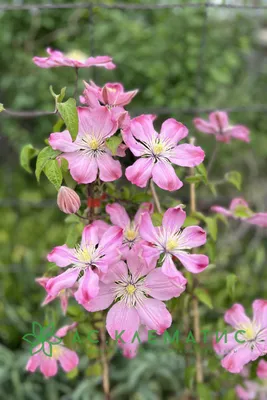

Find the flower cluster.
xmin=236 ymin=361 xmax=267 ymax=399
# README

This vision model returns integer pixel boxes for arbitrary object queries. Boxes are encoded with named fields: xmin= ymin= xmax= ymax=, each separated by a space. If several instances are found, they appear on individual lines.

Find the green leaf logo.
xmin=22 ymin=322 xmax=62 ymax=357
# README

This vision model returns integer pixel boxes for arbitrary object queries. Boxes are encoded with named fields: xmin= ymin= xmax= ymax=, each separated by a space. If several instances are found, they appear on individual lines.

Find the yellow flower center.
xmin=107 ymin=87 xmax=116 ymax=93
xmin=76 ymin=245 xmax=95 ymax=263
xmin=126 ymin=284 xmax=136 ymax=295
xmin=52 ymin=345 xmax=63 ymax=359
xmin=166 ymin=238 xmax=178 ymax=251
xmin=88 ymin=137 xmax=99 ymax=150
xmin=65 ymin=50 xmax=87 ymax=62
xmin=124 ymin=229 xmax=138 ymax=241
xmin=153 ymin=142 xmax=164 ymax=155
xmin=245 ymin=326 xmax=256 ymax=340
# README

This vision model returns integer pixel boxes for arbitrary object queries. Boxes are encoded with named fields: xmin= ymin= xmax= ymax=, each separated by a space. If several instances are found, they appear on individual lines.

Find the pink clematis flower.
xmin=106 ymin=202 xmax=154 ymax=257
xmin=26 ymin=323 xmax=79 ymax=378
xmin=49 ymin=106 xmax=122 ymax=184
xmin=211 ymin=198 xmax=267 ymax=227
xmin=213 ymin=301 xmax=267 ymax=374
xmin=193 ymin=111 xmax=250 ymax=143
xmin=236 ymin=361 xmax=267 ymax=399
xmin=118 ymin=326 xmax=148 ymax=359
xmin=123 ymin=115 xmax=205 ymax=191
xmin=139 ymin=205 xmax=209 ymax=279
xmin=36 ymin=276 xmax=76 ymax=315
xmin=46 ymin=224 xmax=122 ymax=306
xmin=83 ymin=252 xmax=186 ymax=341
xmin=33 ymin=48 xmax=115 ymax=69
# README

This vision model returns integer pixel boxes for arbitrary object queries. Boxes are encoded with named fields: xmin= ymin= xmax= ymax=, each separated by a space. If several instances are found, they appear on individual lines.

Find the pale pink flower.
xmin=213 ymin=301 xmax=267 ymax=373
xmin=118 ymin=326 xmax=148 ymax=359
xmin=26 ymin=323 xmax=79 ymax=378
xmin=106 ymin=202 xmax=154 ymax=257
xmin=236 ymin=361 xmax=267 ymax=399
xmin=57 ymin=186 xmax=81 ymax=214
xmin=49 ymin=106 xmax=122 ymax=184
xmin=35 ymin=276 xmax=76 ymax=315
xmin=193 ymin=111 xmax=250 ymax=143
xmin=46 ymin=224 xmax=122 ymax=306
xmin=123 ymin=115 xmax=205 ymax=191
xmin=211 ymin=198 xmax=267 ymax=227
xmin=139 ymin=205 xmax=209 ymax=279
xmin=33 ymin=48 xmax=115 ymax=69
xmin=83 ymin=252 xmax=186 ymax=341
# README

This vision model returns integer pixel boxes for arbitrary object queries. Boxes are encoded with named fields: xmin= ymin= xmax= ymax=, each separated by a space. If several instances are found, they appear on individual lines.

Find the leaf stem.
xmin=150 ymin=180 xmax=162 ymax=213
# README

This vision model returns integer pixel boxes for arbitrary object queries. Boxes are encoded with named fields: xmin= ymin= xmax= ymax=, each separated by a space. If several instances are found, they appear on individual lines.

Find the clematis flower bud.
xmin=57 ymin=186 xmax=81 ymax=214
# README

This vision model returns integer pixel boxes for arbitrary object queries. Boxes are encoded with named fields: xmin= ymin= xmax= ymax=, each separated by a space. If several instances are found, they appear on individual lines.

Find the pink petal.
xmin=81 ymin=225 xmax=99 ymax=247
xmin=49 ymin=130 xmax=78 ymax=152
xmin=246 ymin=213 xmax=267 ymax=227
xmin=126 ymin=252 xmax=153 ymax=280
xmin=178 ymin=226 xmax=207 ymax=249
xmin=152 ymin=161 xmax=183 ymax=191
xmin=257 ymin=360 xmax=267 ymax=379
xmin=229 ymin=125 xmax=250 ymax=143
xmin=209 ymin=111 xmax=229 ymax=131
xmin=101 ymin=260 xmax=128 ymax=284
xmin=126 ymin=158 xmax=154 ymax=188
xmin=35 ymin=276 xmax=49 ymax=288
xmin=46 ymin=269 xmax=79 ymax=297
xmin=130 ymin=114 xmax=157 ymax=143
xmin=170 ymin=144 xmax=205 ymax=167
xmin=252 ymin=299 xmax=267 ymax=330
xmin=106 ymin=302 xmax=140 ymax=342
xmin=83 ymin=282 xmax=115 ymax=312
xmin=213 ymin=332 xmax=237 ymax=356
xmin=162 ymin=206 xmax=186 ymax=233
xmin=160 ymin=118 xmax=188 ymax=144
xmin=58 ymin=348 xmax=79 ymax=372
xmin=144 ymin=267 xmax=186 ymax=300
xmin=91 ymin=220 xmax=110 ymax=236
xmin=40 ymin=356 xmax=58 ymax=377
xmin=193 ymin=117 xmax=216 ymax=134
xmin=115 ymin=89 xmax=138 ymax=107
xmin=47 ymin=244 xmax=76 ymax=267
xmin=139 ymin=212 xmax=158 ymax=243
xmin=221 ymin=344 xmax=257 ymax=374
xmin=106 ymin=203 xmax=130 ymax=228
xmin=59 ymin=293 xmax=68 ymax=315
xmin=99 ymin=225 xmax=123 ymax=251
xmin=211 ymin=205 xmax=232 ymax=217
xmin=77 ymin=106 xmax=118 ymax=139
xmin=122 ymin=129 xmax=144 ymax=157
xmin=55 ymin=322 xmax=78 ymax=338
xmin=136 ymin=298 xmax=172 ymax=334
xmin=162 ymin=254 xmax=180 ymax=278
xmin=224 ymin=304 xmax=251 ymax=329
xmin=74 ymin=268 xmax=99 ymax=304
xmin=26 ymin=354 xmax=40 ymax=372
xmin=235 ymin=383 xmax=257 ymax=400
xmin=134 ymin=202 xmax=154 ymax=226
xmin=229 ymin=198 xmax=249 ymax=211
xmin=175 ymin=252 xmax=209 ymax=274
xmin=97 ymin=153 xmax=122 ymax=182
xmin=66 ymin=154 xmax=98 ymax=184
xmin=102 ymin=83 xmax=123 ymax=104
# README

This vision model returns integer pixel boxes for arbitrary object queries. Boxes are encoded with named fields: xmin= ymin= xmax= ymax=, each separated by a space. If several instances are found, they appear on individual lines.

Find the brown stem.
xmin=189 ymin=137 xmax=203 ymax=385
xmin=150 ymin=180 xmax=162 ymax=213
xmin=99 ymin=325 xmax=111 ymax=400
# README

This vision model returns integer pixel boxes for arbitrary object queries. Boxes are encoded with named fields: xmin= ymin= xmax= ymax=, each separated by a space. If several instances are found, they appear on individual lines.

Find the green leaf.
xmin=151 ymin=212 xmax=163 ymax=226
xmin=194 ymin=288 xmax=213 ymax=309
xmin=106 ymin=136 xmax=122 ymax=155
xmin=233 ymin=205 xmax=253 ymax=218
xmin=225 ymin=171 xmax=242 ymax=190
xmin=61 ymin=158 xmax=76 ymax=189
xmin=57 ymin=98 xmax=78 ymax=140
xmin=183 ymin=216 xmax=200 ymax=227
xmin=44 ymin=160 xmax=62 ymax=190
xmin=185 ymin=174 xmax=203 ymax=184
xmin=196 ymin=163 xmax=208 ymax=184
xmin=197 ymin=383 xmax=213 ymax=400
xmin=49 ymin=86 xmax=66 ymax=103
xmin=35 ymin=146 xmax=60 ymax=181
xmin=66 ymin=367 xmax=78 ymax=379
xmin=66 ymin=222 xmax=83 ymax=247
xmin=132 ymin=193 xmax=151 ymax=203
xmin=206 ymin=217 xmax=217 ymax=241
xmin=0 ymin=103 xmax=4 ymax=112
xmin=226 ymin=274 xmax=237 ymax=299
xmin=20 ymin=144 xmax=39 ymax=173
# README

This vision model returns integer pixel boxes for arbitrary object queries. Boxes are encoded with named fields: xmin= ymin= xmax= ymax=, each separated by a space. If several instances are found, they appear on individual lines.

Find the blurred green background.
xmin=1 ymin=0 xmax=267 ymax=399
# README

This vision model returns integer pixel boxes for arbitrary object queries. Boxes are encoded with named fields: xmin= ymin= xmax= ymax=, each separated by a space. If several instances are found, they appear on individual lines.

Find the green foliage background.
xmin=1 ymin=0 xmax=267 ymax=398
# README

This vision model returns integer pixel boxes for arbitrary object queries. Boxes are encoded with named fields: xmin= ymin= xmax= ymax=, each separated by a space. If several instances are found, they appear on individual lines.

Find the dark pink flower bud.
xmin=57 ymin=186 xmax=81 ymax=214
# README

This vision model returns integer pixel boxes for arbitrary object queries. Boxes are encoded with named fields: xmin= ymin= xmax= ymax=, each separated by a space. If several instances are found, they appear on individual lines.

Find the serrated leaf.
xmin=206 ymin=217 xmax=217 ymax=241
xmin=35 ymin=146 xmax=60 ymax=181
xmin=225 ymin=171 xmax=242 ymax=190
xmin=226 ymin=274 xmax=237 ymax=299
xmin=57 ymin=98 xmax=78 ymax=140
xmin=44 ymin=160 xmax=62 ymax=190
xmin=0 ymin=103 xmax=5 ymax=112
xmin=20 ymin=144 xmax=39 ymax=173
xmin=194 ymin=288 xmax=213 ymax=309
xmin=106 ymin=135 xmax=122 ymax=155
